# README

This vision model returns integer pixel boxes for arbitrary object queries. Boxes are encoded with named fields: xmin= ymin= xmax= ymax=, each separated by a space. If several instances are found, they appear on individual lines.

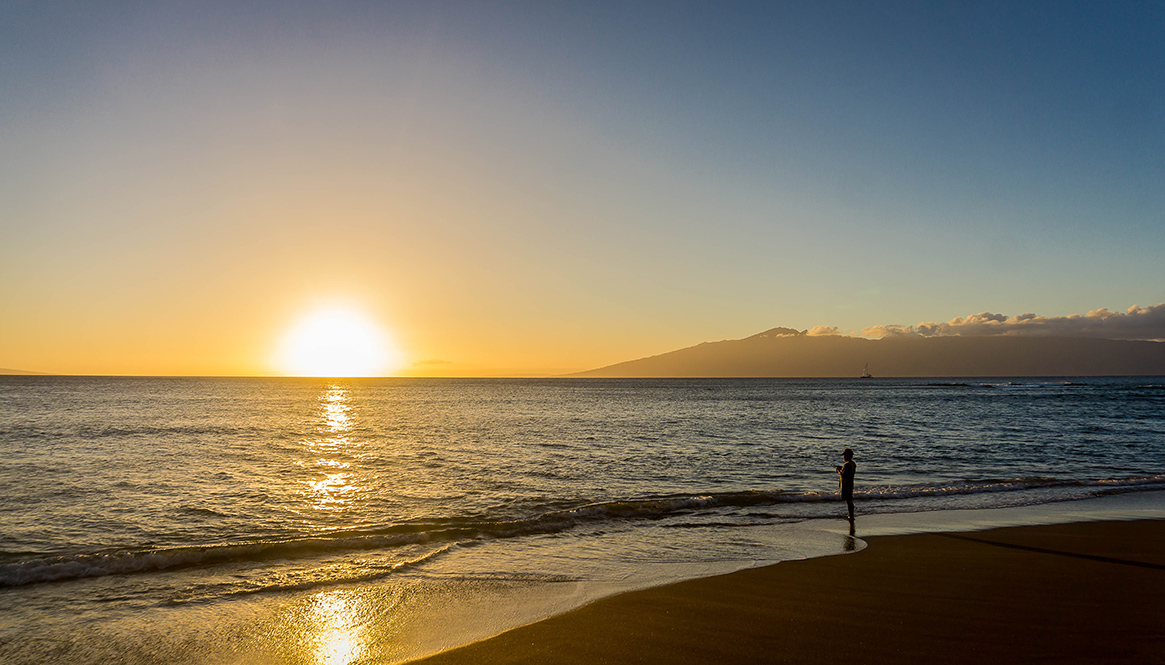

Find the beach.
xmin=414 ymin=518 xmax=1165 ymax=665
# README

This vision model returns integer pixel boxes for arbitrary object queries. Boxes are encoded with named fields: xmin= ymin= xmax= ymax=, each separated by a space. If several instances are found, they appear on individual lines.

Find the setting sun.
xmin=277 ymin=307 xmax=401 ymax=377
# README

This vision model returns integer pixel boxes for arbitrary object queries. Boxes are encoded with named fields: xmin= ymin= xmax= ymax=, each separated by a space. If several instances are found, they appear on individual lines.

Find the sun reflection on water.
xmin=300 ymin=385 xmax=362 ymax=515
xmin=323 ymin=387 xmax=352 ymax=434
xmin=308 ymin=590 xmax=366 ymax=665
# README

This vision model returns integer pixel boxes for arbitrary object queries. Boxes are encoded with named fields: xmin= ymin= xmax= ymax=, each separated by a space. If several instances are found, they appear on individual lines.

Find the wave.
xmin=3 ymin=423 xmax=275 ymax=442
xmin=854 ymin=475 xmax=1165 ymax=500
xmin=208 ymin=543 xmax=457 ymax=600
xmin=0 ymin=528 xmax=456 ymax=588
xmin=918 ymin=380 xmax=1165 ymax=394
xmin=4 ymin=474 xmax=1162 ymax=588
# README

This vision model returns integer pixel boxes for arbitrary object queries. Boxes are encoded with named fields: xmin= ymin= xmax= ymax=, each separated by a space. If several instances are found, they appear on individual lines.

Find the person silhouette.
xmin=835 ymin=447 xmax=856 ymax=522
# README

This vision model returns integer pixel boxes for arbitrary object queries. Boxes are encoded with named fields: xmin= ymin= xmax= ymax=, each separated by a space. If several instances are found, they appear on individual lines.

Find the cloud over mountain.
xmin=864 ymin=304 xmax=1165 ymax=341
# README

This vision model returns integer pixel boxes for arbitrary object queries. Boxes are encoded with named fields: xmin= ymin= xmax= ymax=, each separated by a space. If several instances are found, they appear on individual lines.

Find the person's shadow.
xmin=843 ymin=520 xmax=857 ymax=551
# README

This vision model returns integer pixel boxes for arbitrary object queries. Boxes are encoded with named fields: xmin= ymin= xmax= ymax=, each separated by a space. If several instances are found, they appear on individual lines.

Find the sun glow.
xmin=278 ymin=307 xmax=401 ymax=377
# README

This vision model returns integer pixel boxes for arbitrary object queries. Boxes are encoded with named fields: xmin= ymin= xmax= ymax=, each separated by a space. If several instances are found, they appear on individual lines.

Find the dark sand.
xmin=413 ymin=520 xmax=1165 ymax=664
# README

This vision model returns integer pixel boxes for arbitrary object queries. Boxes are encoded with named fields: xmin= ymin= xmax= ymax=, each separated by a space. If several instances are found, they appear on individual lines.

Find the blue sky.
xmin=1 ymin=1 xmax=1162 ymax=374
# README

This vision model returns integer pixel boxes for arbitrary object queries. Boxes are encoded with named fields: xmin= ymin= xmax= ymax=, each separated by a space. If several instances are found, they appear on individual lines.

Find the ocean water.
xmin=2 ymin=376 xmax=1164 ymax=664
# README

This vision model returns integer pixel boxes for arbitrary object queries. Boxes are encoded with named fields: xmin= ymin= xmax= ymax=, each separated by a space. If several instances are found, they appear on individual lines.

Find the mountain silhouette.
xmin=573 ymin=332 xmax=1165 ymax=377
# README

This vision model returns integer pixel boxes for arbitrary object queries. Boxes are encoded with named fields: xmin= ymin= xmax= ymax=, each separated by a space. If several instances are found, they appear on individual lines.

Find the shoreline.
xmin=813 ymin=487 xmax=1165 ymax=537
xmin=1 ymin=499 xmax=1161 ymax=665
xmin=410 ymin=494 xmax=1165 ymax=665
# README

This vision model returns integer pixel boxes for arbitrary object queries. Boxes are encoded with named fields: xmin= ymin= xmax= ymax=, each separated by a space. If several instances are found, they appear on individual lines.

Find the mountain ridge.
xmin=572 ymin=333 xmax=1165 ymax=378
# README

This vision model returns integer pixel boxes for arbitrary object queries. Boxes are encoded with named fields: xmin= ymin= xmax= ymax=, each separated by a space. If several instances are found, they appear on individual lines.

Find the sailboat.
xmin=859 ymin=362 xmax=872 ymax=379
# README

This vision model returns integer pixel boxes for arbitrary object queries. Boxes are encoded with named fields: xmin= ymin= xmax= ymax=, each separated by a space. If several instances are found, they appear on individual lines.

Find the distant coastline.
xmin=573 ymin=330 xmax=1165 ymax=378
xmin=0 ymin=368 xmax=50 ymax=375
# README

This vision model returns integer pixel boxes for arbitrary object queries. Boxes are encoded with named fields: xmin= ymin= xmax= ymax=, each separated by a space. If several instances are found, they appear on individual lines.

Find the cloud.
xmin=867 ymin=304 xmax=1165 ymax=341
xmin=805 ymin=326 xmax=844 ymax=336
xmin=860 ymin=324 xmax=916 ymax=338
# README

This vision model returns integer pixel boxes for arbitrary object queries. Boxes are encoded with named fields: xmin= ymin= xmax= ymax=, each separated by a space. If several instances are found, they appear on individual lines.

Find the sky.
xmin=2 ymin=1 xmax=1163 ymax=376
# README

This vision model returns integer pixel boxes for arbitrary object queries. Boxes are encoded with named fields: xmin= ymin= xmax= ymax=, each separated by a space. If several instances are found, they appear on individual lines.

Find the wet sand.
xmin=412 ymin=519 xmax=1165 ymax=664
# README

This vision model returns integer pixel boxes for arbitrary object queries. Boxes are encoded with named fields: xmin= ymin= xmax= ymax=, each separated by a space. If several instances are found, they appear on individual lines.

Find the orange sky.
xmin=2 ymin=4 xmax=1163 ymax=376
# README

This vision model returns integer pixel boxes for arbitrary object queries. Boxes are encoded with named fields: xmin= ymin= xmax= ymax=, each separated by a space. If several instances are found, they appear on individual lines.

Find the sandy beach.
xmin=413 ymin=519 xmax=1165 ymax=665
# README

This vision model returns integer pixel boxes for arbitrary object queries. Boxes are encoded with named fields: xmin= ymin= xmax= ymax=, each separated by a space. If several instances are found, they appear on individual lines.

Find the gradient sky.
xmin=2 ymin=1 xmax=1163 ymax=375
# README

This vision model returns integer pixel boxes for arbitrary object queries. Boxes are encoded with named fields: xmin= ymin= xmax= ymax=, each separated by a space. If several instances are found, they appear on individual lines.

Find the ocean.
xmin=2 ymin=376 xmax=1164 ymax=664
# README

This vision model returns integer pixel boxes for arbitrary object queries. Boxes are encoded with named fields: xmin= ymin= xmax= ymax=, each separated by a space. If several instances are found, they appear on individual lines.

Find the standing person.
xmin=835 ymin=448 xmax=856 ymax=522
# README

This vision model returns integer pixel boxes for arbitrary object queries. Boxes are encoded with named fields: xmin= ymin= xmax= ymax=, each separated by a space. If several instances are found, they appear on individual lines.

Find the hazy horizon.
xmin=2 ymin=303 xmax=1164 ymax=378
xmin=3 ymin=2 xmax=1162 ymax=376
xmin=5 ymin=301 xmax=1164 ymax=377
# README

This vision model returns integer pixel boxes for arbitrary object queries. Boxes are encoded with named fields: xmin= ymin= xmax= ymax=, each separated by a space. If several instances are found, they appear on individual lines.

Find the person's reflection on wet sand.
xmin=844 ymin=520 xmax=857 ymax=550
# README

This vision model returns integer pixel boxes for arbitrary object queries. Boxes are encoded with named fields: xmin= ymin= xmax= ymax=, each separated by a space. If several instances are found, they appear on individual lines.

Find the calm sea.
xmin=2 ymin=376 xmax=1164 ymax=664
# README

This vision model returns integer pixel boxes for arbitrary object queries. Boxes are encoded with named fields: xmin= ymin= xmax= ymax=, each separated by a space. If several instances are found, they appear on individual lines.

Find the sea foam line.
xmin=3 ymin=474 xmax=1161 ymax=587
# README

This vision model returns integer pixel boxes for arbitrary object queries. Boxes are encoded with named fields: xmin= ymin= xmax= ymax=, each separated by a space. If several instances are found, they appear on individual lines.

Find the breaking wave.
xmin=3 ymin=474 xmax=1161 ymax=588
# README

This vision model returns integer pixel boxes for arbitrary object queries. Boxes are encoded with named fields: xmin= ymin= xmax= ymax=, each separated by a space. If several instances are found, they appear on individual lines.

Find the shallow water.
xmin=1 ymin=376 xmax=1163 ymax=663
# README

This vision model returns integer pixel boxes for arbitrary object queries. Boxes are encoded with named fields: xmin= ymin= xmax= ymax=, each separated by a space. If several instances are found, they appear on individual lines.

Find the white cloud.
xmin=860 ymin=324 xmax=915 ymax=338
xmin=867 ymin=304 xmax=1165 ymax=340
